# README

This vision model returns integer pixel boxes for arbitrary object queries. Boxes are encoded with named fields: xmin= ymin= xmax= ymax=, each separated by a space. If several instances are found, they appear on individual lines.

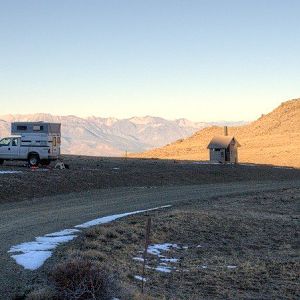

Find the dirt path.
xmin=1 ymin=180 xmax=300 ymax=298
xmin=1 ymin=157 xmax=300 ymax=204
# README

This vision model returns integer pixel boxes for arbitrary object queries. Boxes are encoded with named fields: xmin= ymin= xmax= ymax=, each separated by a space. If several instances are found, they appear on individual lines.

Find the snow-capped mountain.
xmin=0 ymin=114 xmax=245 ymax=156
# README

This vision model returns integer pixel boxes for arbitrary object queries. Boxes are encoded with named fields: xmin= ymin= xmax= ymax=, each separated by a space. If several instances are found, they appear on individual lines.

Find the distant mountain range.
xmin=0 ymin=114 xmax=246 ymax=156
xmin=133 ymin=99 xmax=300 ymax=168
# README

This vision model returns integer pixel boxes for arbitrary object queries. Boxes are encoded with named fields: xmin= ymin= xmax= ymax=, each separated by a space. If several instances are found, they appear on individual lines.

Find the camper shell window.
xmin=17 ymin=126 xmax=27 ymax=131
xmin=33 ymin=125 xmax=44 ymax=131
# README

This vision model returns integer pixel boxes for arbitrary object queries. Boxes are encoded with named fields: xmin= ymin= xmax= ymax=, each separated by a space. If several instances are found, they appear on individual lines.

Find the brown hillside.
xmin=132 ymin=99 xmax=300 ymax=168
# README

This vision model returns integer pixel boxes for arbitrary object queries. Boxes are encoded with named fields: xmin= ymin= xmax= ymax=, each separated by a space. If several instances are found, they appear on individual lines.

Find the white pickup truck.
xmin=0 ymin=122 xmax=61 ymax=167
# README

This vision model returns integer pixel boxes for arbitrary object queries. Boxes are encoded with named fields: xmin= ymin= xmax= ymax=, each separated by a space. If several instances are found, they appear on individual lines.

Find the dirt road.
xmin=1 ymin=156 xmax=300 ymax=204
xmin=1 ymin=179 xmax=300 ymax=298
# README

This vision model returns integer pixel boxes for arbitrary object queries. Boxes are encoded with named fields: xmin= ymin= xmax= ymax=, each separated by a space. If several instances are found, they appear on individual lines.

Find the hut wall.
xmin=229 ymin=142 xmax=238 ymax=163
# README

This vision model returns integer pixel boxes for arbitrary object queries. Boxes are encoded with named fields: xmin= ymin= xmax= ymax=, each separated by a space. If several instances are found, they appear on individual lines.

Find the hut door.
xmin=225 ymin=147 xmax=230 ymax=162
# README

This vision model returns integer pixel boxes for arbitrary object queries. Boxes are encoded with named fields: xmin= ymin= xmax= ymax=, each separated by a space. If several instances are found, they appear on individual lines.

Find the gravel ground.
xmin=1 ymin=156 xmax=300 ymax=299
xmin=1 ymin=155 xmax=300 ymax=204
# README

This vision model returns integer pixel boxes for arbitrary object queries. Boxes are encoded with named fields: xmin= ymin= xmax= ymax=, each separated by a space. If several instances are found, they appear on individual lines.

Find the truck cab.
xmin=0 ymin=136 xmax=20 ymax=160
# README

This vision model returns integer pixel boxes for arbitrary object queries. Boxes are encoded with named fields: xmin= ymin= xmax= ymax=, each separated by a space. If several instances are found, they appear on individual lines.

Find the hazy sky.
xmin=0 ymin=0 xmax=299 ymax=121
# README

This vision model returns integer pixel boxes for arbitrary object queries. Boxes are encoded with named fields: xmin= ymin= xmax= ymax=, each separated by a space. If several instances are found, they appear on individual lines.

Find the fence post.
xmin=141 ymin=217 xmax=151 ymax=294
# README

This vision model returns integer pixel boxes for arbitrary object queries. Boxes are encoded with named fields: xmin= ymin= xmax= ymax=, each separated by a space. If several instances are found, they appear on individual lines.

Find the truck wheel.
xmin=41 ymin=159 xmax=51 ymax=166
xmin=28 ymin=154 xmax=40 ymax=167
xmin=0 ymin=159 xmax=4 ymax=165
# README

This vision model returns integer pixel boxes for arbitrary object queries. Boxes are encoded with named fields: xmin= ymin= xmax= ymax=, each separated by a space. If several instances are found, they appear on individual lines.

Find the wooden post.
xmin=141 ymin=217 xmax=151 ymax=294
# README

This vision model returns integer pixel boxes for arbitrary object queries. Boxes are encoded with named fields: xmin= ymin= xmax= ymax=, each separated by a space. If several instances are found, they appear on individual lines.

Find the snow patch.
xmin=9 ymin=233 xmax=78 ymax=270
xmin=154 ymin=266 xmax=173 ymax=273
xmin=11 ymin=251 xmax=52 ymax=271
xmin=9 ymin=206 xmax=172 ymax=270
xmin=134 ymin=275 xmax=147 ymax=282
xmin=75 ymin=205 xmax=171 ymax=229
xmin=227 ymin=265 xmax=237 ymax=269
xmin=0 ymin=170 xmax=22 ymax=174
xmin=45 ymin=229 xmax=80 ymax=237
xmin=147 ymin=243 xmax=179 ymax=256
xmin=134 ymin=243 xmax=181 ymax=275
xmin=133 ymin=257 xmax=145 ymax=262
xmin=160 ymin=258 xmax=179 ymax=263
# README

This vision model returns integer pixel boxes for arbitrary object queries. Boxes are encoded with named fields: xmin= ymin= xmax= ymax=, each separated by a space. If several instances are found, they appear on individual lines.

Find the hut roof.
xmin=207 ymin=136 xmax=241 ymax=149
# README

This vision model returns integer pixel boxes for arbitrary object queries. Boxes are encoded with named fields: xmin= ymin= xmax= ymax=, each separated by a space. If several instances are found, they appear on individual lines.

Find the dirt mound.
xmin=132 ymin=99 xmax=300 ymax=168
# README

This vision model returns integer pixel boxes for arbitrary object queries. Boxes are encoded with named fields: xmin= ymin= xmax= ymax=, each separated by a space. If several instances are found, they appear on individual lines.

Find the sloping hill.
xmin=132 ymin=99 xmax=300 ymax=168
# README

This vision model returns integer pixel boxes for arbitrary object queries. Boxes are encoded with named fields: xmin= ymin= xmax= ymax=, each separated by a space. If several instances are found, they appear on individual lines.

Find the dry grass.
xmin=21 ymin=258 xmax=119 ymax=300
xmin=25 ymin=288 xmax=55 ymax=300
xmin=50 ymin=257 xmax=118 ymax=300
xmin=25 ymin=186 xmax=300 ymax=299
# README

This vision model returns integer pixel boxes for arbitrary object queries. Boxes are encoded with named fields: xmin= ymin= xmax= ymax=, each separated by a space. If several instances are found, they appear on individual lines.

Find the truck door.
xmin=10 ymin=137 xmax=20 ymax=158
xmin=0 ymin=138 xmax=12 ymax=159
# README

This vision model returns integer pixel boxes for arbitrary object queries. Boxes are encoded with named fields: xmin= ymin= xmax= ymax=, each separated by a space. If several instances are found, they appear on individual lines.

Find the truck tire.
xmin=0 ymin=159 xmax=4 ymax=165
xmin=28 ymin=154 xmax=40 ymax=167
xmin=41 ymin=159 xmax=51 ymax=166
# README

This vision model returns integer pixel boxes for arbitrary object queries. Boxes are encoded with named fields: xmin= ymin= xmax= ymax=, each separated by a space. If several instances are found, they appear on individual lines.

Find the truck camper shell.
xmin=11 ymin=122 xmax=61 ymax=135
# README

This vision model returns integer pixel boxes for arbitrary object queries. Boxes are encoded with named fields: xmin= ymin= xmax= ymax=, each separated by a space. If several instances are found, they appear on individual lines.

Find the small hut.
xmin=207 ymin=132 xmax=240 ymax=163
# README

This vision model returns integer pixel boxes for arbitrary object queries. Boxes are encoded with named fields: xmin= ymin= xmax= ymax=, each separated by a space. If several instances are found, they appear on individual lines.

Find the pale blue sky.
xmin=0 ymin=0 xmax=299 ymax=121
